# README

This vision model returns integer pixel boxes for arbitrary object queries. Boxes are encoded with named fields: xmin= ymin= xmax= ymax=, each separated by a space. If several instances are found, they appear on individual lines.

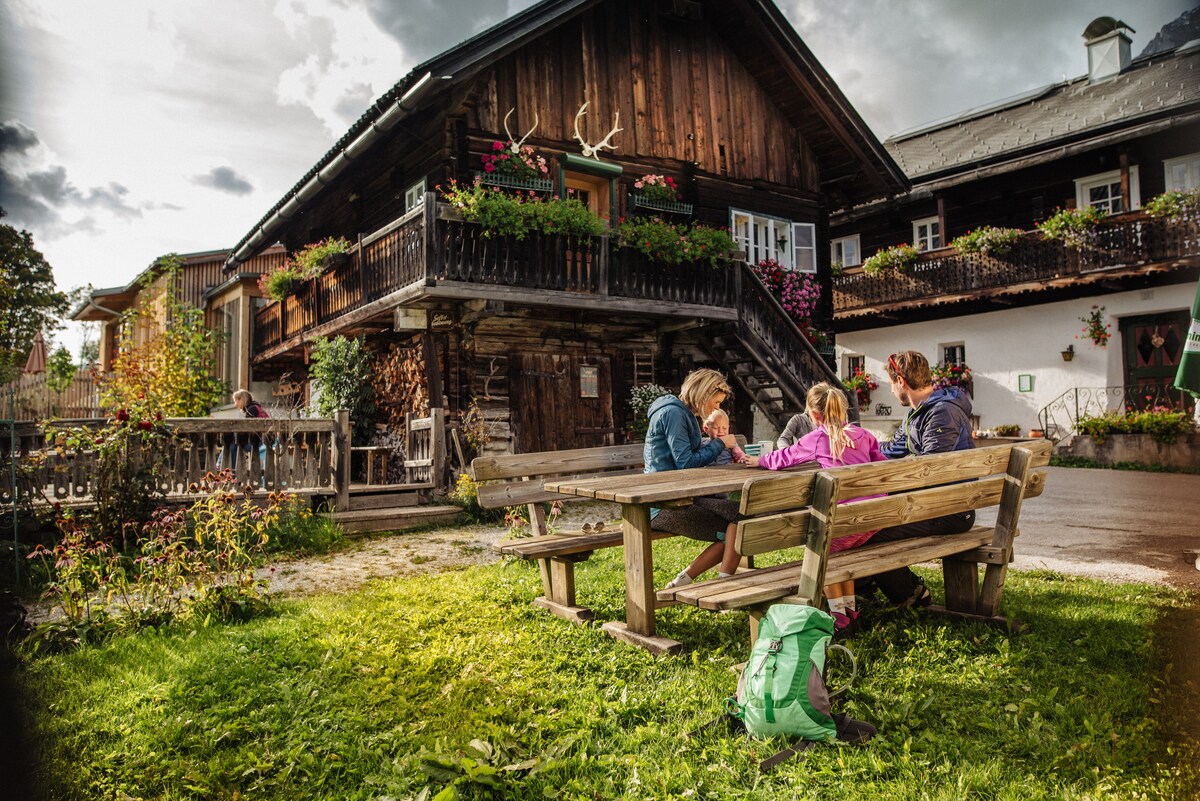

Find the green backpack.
xmin=724 ymin=604 xmax=855 ymax=741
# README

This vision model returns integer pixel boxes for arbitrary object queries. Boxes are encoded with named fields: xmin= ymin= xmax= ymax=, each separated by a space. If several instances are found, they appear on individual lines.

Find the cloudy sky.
xmin=1 ymin=0 xmax=1194 ymax=356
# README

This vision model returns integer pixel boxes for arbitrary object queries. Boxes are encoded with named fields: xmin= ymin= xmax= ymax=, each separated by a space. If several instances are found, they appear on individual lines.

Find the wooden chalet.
xmin=826 ymin=15 xmax=1200 ymax=435
xmin=226 ymin=0 xmax=907 ymax=456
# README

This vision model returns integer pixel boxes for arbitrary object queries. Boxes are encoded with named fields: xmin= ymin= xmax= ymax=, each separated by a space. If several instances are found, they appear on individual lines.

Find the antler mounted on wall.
xmin=573 ymin=102 xmax=622 ymax=160
xmin=502 ymin=108 xmax=539 ymax=154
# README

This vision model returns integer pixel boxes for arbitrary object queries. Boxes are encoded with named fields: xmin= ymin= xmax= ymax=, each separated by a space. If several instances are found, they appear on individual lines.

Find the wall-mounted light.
xmin=1061 ymin=344 xmax=1075 ymax=362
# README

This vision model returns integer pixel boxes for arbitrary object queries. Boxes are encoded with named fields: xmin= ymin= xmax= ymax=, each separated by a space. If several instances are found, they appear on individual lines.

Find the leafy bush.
xmin=440 ymin=180 xmax=605 ymax=240
xmin=263 ymin=495 xmax=343 ymax=556
xmin=45 ymin=346 xmax=76 ymax=394
xmin=1037 ymin=206 xmax=1106 ymax=250
xmin=292 ymin=237 xmax=350 ymax=275
xmin=993 ymin=424 xmax=1021 ymax=437
xmin=1075 ymin=407 xmax=1195 ymax=445
xmin=614 ymin=217 xmax=736 ymax=267
xmin=1143 ymin=188 xmax=1200 ymax=223
xmin=862 ymin=243 xmax=920 ymax=275
xmin=949 ymin=226 xmax=1024 ymax=257
xmin=308 ymin=335 xmax=376 ymax=446
xmin=257 ymin=263 xmax=305 ymax=301
xmin=628 ymin=383 xmax=671 ymax=438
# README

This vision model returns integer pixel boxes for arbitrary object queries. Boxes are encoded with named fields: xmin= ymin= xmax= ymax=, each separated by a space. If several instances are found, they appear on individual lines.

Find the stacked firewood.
xmin=371 ymin=343 xmax=428 ymax=429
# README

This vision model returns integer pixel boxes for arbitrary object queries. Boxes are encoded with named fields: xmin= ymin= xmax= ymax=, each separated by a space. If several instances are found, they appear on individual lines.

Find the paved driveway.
xmin=976 ymin=466 xmax=1200 ymax=590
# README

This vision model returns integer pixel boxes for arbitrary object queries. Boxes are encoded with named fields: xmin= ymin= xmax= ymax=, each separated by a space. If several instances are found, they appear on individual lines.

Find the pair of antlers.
xmin=503 ymin=108 xmax=538 ymax=153
xmin=573 ymin=102 xmax=622 ymax=160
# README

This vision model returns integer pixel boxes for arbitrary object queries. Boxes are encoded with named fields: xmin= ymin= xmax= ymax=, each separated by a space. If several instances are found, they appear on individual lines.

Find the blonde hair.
xmin=233 ymin=389 xmax=254 ymax=405
xmin=806 ymin=382 xmax=854 ymax=463
xmin=884 ymin=350 xmax=933 ymax=389
xmin=679 ymin=368 xmax=732 ymax=415
xmin=703 ymin=408 xmax=730 ymax=429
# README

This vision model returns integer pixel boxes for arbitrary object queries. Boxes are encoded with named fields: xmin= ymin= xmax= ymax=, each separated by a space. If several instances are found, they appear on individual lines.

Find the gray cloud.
xmin=0 ymin=120 xmax=147 ymax=236
xmin=192 ymin=165 xmax=255 ymax=196
xmin=365 ymin=0 xmax=513 ymax=64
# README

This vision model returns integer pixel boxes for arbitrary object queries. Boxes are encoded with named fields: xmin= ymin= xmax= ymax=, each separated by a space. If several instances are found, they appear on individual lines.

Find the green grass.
xmin=15 ymin=540 xmax=1198 ymax=800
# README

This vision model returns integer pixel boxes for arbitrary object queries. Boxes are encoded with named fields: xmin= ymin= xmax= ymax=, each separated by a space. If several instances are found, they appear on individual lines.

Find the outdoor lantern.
xmin=1061 ymin=344 xmax=1075 ymax=362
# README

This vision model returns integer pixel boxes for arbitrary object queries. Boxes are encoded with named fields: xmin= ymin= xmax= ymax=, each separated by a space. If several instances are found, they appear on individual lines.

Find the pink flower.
xmin=493 ymin=141 xmax=504 ymax=151
xmin=484 ymin=163 xmax=495 ymax=173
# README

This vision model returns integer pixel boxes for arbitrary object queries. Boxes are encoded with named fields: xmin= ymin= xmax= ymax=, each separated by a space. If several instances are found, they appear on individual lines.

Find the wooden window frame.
xmin=1164 ymin=153 xmax=1200 ymax=192
xmin=844 ymin=353 xmax=865 ymax=380
xmin=730 ymin=208 xmax=801 ymax=268
xmin=404 ymin=178 xmax=427 ymax=211
xmin=831 ymin=234 xmax=861 ymax=267
xmin=1074 ymin=166 xmax=1140 ymax=213
xmin=912 ymin=216 xmax=941 ymax=251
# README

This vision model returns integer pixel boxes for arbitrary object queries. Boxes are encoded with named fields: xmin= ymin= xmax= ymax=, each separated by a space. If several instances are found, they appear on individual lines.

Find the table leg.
xmin=601 ymin=503 xmax=683 ymax=656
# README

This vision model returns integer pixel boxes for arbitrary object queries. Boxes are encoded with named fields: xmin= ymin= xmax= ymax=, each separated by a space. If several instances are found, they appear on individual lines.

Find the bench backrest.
xmin=734 ymin=441 xmax=1052 ymax=601
xmin=472 ymin=444 xmax=645 ymax=509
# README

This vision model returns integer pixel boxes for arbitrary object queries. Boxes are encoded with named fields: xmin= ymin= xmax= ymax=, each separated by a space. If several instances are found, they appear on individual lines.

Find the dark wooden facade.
xmin=233 ymin=0 xmax=906 ymax=455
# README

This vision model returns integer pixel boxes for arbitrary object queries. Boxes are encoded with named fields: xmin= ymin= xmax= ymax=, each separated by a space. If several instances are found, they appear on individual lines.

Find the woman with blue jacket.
xmin=644 ymin=368 xmax=743 ymax=591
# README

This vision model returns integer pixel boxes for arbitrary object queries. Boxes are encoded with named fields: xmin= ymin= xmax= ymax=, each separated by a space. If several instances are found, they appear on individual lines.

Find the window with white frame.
xmin=830 ymin=235 xmax=860 ymax=267
xmin=941 ymin=343 xmax=966 ymax=366
xmin=912 ymin=216 xmax=941 ymax=251
xmin=1074 ymin=166 xmax=1140 ymax=213
xmin=404 ymin=178 xmax=427 ymax=211
xmin=844 ymin=354 xmax=865 ymax=379
xmin=731 ymin=209 xmax=814 ymax=271
xmin=1164 ymin=153 xmax=1200 ymax=192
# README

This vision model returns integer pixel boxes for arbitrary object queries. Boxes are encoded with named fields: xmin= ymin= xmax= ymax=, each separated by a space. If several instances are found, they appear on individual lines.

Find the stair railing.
xmin=735 ymin=263 xmax=850 ymax=419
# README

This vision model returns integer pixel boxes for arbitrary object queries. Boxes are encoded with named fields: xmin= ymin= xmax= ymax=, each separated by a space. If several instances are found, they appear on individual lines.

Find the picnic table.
xmin=544 ymin=462 xmax=817 ymax=655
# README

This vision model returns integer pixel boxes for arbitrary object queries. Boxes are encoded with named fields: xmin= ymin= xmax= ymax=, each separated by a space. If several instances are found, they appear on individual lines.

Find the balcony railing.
xmin=253 ymin=194 xmax=739 ymax=356
xmin=832 ymin=211 xmax=1200 ymax=315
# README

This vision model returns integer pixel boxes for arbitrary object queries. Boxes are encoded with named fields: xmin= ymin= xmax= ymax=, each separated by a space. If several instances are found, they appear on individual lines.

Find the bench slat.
xmin=669 ymin=529 xmax=996 ymax=611
xmin=476 ymin=467 xmax=644 ymax=508
xmin=735 ymin=469 xmax=1046 ymax=556
xmin=472 ymin=444 xmax=644 ymax=481
xmin=738 ymin=441 xmax=1050 ymax=516
xmin=496 ymin=529 xmax=674 ymax=559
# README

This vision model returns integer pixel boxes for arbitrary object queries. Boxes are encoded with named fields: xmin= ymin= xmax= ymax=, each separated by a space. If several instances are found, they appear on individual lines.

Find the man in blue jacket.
xmin=872 ymin=351 xmax=975 ymax=607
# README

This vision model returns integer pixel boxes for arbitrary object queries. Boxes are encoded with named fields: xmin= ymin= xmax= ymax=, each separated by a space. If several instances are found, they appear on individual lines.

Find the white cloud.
xmin=273 ymin=0 xmax=408 ymax=135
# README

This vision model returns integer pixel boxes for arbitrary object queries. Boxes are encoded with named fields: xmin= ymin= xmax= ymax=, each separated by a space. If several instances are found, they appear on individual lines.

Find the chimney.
xmin=1083 ymin=17 xmax=1135 ymax=82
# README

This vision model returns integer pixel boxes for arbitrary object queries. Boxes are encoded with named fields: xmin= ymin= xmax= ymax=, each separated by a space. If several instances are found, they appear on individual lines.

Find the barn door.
xmin=509 ymin=354 xmax=615 ymax=452
xmin=1120 ymin=310 xmax=1194 ymax=411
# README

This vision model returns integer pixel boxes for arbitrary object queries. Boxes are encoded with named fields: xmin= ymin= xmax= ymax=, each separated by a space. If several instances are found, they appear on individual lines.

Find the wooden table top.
xmin=545 ymin=462 xmax=818 ymax=505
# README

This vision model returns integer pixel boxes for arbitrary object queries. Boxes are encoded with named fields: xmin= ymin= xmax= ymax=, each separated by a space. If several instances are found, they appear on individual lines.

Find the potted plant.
xmin=1144 ymin=188 xmax=1200 ymax=224
xmin=993 ymin=424 xmax=1020 ymax=437
xmin=614 ymin=217 xmax=736 ymax=268
xmin=1037 ymin=206 xmax=1106 ymax=251
xmin=1078 ymin=305 xmax=1111 ymax=347
xmin=930 ymin=362 xmax=972 ymax=394
xmin=293 ymin=237 xmax=352 ymax=276
xmin=478 ymin=139 xmax=552 ymax=191
xmin=842 ymin=371 xmax=878 ymax=411
xmin=631 ymin=173 xmax=692 ymax=215
xmin=258 ymin=262 xmax=305 ymax=301
xmin=949 ymin=226 xmax=1024 ymax=257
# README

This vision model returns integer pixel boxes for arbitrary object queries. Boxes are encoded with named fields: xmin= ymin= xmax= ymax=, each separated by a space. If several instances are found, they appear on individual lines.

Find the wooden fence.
xmin=0 ymin=369 xmax=102 ymax=420
xmin=2 ymin=409 xmax=450 ymax=513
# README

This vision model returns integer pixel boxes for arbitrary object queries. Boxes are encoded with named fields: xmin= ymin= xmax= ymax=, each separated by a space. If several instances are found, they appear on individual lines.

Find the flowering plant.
xmin=633 ymin=173 xmax=679 ymax=203
xmin=931 ymin=362 xmax=972 ymax=391
xmin=440 ymin=180 xmax=604 ymax=240
xmin=862 ymin=243 xmax=920 ymax=275
xmin=614 ymin=217 xmax=735 ymax=268
xmin=1037 ymin=206 xmax=1105 ymax=250
xmin=1144 ymin=188 xmax=1200 ymax=223
xmin=629 ymin=383 xmax=672 ymax=437
xmin=949 ymin=226 xmax=1023 ymax=257
xmin=843 ymin=370 xmax=878 ymax=410
xmin=751 ymin=259 xmax=822 ymax=330
xmin=481 ymin=140 xmax=548 ymax=180
xmin=1078 ymin=305 xmax=1110 ymax=347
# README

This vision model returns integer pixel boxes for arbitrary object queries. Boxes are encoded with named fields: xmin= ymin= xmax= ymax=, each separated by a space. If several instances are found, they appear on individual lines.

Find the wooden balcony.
xmin=253 ymin=194 xmax=738 ymax=361
xmin=832 ymin=211 xmax=1200 ymax=318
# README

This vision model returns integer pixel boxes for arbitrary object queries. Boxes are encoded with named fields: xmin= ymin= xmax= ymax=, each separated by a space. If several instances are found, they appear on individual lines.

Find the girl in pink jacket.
xmin=746 ymin=381 xmax=888 ymax=631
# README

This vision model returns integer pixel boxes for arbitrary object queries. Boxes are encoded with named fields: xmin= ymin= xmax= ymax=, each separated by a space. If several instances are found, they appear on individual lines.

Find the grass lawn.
xmin=12 ymin=539 xmax=1199 ymax=800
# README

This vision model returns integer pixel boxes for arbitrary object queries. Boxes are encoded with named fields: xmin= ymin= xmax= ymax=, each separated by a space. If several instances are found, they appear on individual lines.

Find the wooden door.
xmin=509 ymin=354 xmax=615 ymax=452
xmin=1120 ymin=310 xmax=1194 ymax=411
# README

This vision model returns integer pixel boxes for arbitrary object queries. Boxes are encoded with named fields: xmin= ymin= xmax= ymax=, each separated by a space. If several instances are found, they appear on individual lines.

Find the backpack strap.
xmin=761 ymin=638 xmax=783 ymax=724
xmin=826 ymin=643 xmax=857 ymax=700
xmin=758 ymin=737 xmax=816 ymax=773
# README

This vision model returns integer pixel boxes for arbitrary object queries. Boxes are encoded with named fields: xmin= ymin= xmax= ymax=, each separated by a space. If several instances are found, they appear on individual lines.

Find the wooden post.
xmin=936 ymin=195 xmax=947 ymax=248
xmin=423 ymin=191 xmax=437 ymax=284
xmin=332 ymin=409 xmax=351 ymax=511
xmin=979 ymin=445 xmax=1033 ymax=616
xmin=794 ymin=472 xmax=838 ymax=609
xmin=430 ymin=407 xmax=448 ymax=491
xmin=597 ymin=234 xmax=609 ymax=296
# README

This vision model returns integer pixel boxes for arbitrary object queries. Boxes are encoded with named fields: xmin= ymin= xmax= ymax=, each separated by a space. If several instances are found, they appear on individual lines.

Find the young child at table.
xmin=744 ymin=381 xmax=888 ymax=631
xmin=701 ymin=409 xmax=748 ymax=465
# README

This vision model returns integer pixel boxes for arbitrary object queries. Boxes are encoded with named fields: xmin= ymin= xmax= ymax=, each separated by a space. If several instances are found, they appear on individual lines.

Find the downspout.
xmin=224 ymin=71 xmax=445 ymax=271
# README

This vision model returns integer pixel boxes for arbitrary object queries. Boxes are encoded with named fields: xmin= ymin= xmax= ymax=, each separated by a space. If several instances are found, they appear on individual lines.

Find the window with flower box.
xmin=844 ymin=354 xmax=865 ymax=380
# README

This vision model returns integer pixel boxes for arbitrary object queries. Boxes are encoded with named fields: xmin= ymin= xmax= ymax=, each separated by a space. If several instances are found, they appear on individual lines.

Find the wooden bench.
xmin=659 ymin=440 xmax=1052 ymax=633
xmin=473 ymin=443 xmax=662 ymax=623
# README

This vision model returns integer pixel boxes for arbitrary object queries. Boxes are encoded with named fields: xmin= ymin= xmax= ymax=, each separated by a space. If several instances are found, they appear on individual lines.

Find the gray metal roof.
xmin=884 ymin=44 xmax=1200 ymax=181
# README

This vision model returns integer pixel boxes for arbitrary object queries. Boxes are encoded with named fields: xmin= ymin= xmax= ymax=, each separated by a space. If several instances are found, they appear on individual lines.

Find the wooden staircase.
xmin=702 ymin=263 xmax=849 ymax=431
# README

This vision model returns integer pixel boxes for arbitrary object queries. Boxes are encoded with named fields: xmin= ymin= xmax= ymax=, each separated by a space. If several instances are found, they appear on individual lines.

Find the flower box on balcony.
xmin=630 ymin=193 xmax=693 ymax=216
xmin=474 ymin=171 xmax=554 ymax=193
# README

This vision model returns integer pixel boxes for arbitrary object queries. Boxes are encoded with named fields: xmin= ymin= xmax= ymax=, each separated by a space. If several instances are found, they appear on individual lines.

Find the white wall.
xmin=835 ymin=281 xmax=1195 ymax=434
